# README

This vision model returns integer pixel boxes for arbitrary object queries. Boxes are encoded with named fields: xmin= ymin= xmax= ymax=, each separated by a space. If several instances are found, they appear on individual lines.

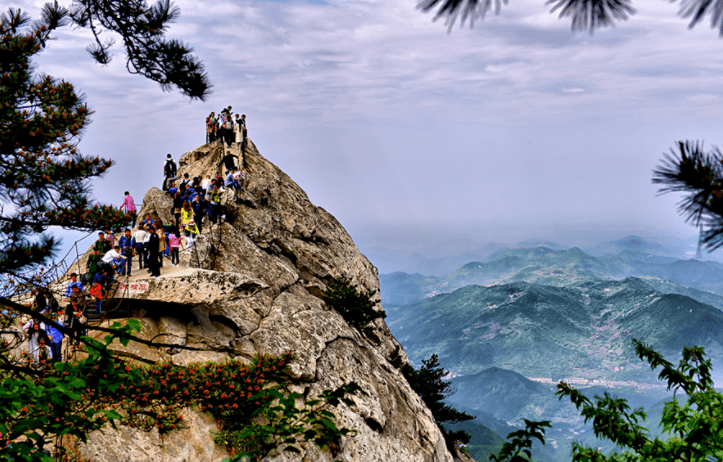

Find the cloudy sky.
xmin=13 ymin=0 xmax=723 ymax=272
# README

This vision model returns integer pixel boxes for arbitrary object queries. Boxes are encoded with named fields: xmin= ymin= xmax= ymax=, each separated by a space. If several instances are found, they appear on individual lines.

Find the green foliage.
xmin=653 ymin=141 xmax=723 ymax=251
xmin=490 ymin=339 xmax=723 ymax=462
xmin=0 ymin=313 xmax=363 ymax=462
xmin=489 ymin=419 xmax=552 ymax=462
xmin=0 ymin=0 xmax=208 ymax=288
xmin=399 ymin=353 xmax=474 ymax=454
xmin=222 ymin=382 xmax=365 ymax=462
xmin=0 ymin=320 xmax=144 ymax=461
xmin=322 ymin=276 xmax=386 ymax=329
xmin=419 ymin=0 xmax=723 ymax=35
xmin=402 ymin=354 xmax=474 ymax=425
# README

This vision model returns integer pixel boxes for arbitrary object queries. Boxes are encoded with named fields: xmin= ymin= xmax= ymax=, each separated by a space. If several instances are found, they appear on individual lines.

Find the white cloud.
xmin=12 ymin=0 xmax=723 ymax=267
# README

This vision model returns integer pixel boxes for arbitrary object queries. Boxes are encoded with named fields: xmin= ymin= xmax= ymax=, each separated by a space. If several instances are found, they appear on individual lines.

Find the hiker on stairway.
xmin=223 ymin=115 xmax=235 ymax=147
xmin=85 ymin=248 xmax=102 ymax=283
xmin=94 ymin=231 xmax=111 ymax=255
xmin=23 ymin=319 xmax=50 ymax=368
xmin=64 ymin=273 xmax=84 ymax=299
xmin=184 ymin=219 xmax=200 ymax=248
xmin=168 ymin=229 xmax=184 ymax=266
xmin=89 ymin=281 xmax=103 ymax=315
xmin=225 ymin=168 xmax=242 ymax=190
xmin=193 ymin=194 xmax=208 ymax=233
xmin=100 ymin=245 xmax=126 ymax=274
xmin=66 ymin=300 xmax=86 ymax=350
xmin=181 ymin=202 xmax=194 ymax=228
xmin=208 ymin=182 xmax=224 ymax=224
xmin=217 ymin=151 xmax=239 ymax=175
xmin=45 ymin=311 xmax=63 ymax=363
xmin=171 ymin=191 xmax=183 ymax=228
xmin=158 ymin=226 xmax=168 ymax=269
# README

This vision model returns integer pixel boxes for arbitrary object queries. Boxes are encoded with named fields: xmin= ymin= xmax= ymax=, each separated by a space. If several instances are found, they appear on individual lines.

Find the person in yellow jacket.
xmin=184 ymin=219 xmax=200 ymax=248
xmin=180 ymin=202 xmax=194 ymax=227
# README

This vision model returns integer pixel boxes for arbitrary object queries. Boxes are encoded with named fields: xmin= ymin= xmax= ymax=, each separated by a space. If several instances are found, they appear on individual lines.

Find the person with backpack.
xmin=163 ymin=154 xmax=177 ymax=189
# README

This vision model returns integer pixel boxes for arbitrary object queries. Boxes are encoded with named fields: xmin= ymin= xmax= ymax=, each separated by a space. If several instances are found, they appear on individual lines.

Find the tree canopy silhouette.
xmin=653 ymin=140 xmax=723 ymax=251
xmin=418 ymin=0 xmax=723 ymax=34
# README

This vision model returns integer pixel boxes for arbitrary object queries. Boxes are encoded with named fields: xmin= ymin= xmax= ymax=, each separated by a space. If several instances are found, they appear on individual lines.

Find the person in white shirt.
xmin=134 ymin=225 xmax=149 ymax=269
xmin=101 ymin=246 xmax=126 ymax=268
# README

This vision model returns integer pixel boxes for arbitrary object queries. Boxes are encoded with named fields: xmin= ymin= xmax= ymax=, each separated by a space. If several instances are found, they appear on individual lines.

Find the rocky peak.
xmin=81 ymin=141 xmax=456 ymax=462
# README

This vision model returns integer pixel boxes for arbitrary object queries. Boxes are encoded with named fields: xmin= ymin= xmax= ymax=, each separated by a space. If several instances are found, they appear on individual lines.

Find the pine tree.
xmin=0 ymin=1 xmax=209 ymax=290
xmin=418 ymin=0 xmax=723 ymax=34
xmin=653 ymin=140 xmax=723 ymax=251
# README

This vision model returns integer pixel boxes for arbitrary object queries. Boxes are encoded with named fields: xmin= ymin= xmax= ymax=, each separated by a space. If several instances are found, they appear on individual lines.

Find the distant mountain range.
xmin=380 ymin=244 xmax=723 ymax=307
xmin=378 ymin=237 xmax=723 ymax=462
xmin=364 ymin=234 xmax=709 ymax=276
xmin=388 ymin=278 xmax=723 ymax=382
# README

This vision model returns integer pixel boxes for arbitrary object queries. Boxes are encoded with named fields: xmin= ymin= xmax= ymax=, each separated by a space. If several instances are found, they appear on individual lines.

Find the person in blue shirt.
xmin=117 ymin=229 xmax=135 ymax=276
xmin=225 ymin=169 xmax=241 ymax=190
xmin=192 ymin=194 xmax=207 ymax=233
xmin=64 ymin=273 xmax=84 ymax=299
xmin=45 ymin=311 xmax=64 ymax=362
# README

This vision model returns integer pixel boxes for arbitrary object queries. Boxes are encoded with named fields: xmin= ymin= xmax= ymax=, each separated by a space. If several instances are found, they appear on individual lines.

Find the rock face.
xmin=83 ymin=141 xmax=455 ymax=462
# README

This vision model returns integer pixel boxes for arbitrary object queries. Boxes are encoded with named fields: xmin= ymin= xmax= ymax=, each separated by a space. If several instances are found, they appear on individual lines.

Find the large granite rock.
xmin=80 ymin=141 xmax=456 ymax=462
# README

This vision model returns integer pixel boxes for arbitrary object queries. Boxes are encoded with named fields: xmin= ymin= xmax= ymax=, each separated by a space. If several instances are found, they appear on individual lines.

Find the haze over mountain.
xmin=380 ymin=239 xmax=723 ymax=306
xmin=378 ymin=236 xmax=723 ymax=461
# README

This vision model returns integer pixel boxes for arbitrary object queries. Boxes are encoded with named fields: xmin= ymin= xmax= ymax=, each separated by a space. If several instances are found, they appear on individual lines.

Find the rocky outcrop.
xmin=82 ymin=141 xmax=455 ymax=462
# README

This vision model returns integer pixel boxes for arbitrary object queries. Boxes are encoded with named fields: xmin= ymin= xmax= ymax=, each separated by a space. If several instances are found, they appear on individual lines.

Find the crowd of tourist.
xmin=206 ymin=106 xmax=247 ymax=149
xmin=12 ymin=109 xmax=251 ymax=373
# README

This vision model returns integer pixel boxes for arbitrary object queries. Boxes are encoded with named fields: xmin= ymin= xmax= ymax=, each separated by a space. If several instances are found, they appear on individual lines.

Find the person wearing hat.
xmin=94 ymin=231 xmax=111 ymax=254
xmin=185 ymin=219 xmax=200 ymax=248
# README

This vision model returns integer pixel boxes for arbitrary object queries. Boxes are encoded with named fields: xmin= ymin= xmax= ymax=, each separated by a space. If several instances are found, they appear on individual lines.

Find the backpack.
xmin=164 ymin=159 xmax=177 ymax=177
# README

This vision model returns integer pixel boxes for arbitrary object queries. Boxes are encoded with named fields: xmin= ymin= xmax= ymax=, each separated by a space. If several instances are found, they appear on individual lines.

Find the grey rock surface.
xmin=80 ymin=141 xmax=455 ymax=462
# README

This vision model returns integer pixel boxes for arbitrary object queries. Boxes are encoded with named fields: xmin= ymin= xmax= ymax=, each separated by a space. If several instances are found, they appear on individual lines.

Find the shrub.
xmin=322 ymin=276 xmax=386 ymax=329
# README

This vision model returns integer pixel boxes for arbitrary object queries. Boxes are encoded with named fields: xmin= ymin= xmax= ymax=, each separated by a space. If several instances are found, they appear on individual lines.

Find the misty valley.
xmin=379 ymin=236 xmax=723 ymax=461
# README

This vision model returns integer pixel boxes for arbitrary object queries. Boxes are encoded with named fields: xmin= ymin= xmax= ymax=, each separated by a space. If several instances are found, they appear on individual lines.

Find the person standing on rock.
xmin=208 ymin=183 xmax=223 ymax=224
xmin=168 ymin=229 xmax=184 ymax=267
xmin=184 ymin=219 xmax=200 ymax=248
xmin=147 ymin=226 xmax=161 ymax=277
xmin=240 ymin=114 xmax=248 ymax=154
xmin=120 ymin=191 xmax=137 ymax=226
xmin=134 ymin=224 xmax=148 ymax=269
xmin=217 ymin=151 xmax=239 ymax=175
xmin=118 ymin=229 xmax=135 ymax=276
xmin=85 ymin=248 xmax=102 ymax=282
xmin=192 ymin=194 xmax=207 ymax=233
xmin=163 ymin=154 xmax=177 ymax=189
